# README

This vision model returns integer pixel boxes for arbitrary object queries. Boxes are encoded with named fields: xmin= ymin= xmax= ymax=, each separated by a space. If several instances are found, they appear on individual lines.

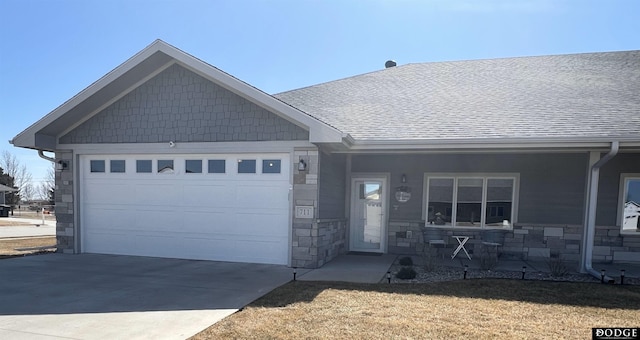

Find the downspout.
xmin=38 ymin=150 xmax=55 ymax=163
xmin=580 ymin=141 xmax=618 ymax=283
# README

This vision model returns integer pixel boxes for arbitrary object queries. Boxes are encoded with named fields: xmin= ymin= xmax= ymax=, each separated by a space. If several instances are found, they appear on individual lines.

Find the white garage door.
xmin=80 ymin=153 xmax=290 ymax=265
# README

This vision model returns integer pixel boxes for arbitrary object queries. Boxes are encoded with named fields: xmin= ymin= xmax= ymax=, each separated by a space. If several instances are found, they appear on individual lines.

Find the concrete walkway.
xmin=298 ymin=254 xmax=397 ymax=283
xmin=430 ymin=256 xmax=640 ymax=278
xmin=296 ymin=253 xmax=640 ymax=285
xmin=0 ymin=254 xmax=293 ymax=340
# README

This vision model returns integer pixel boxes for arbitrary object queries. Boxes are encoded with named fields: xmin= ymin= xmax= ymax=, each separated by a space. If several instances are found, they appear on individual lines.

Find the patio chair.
xmin=422 ymin=227 xmax=447 ymax=259
xmin=481 ymin=229 xmax=507 ymax=262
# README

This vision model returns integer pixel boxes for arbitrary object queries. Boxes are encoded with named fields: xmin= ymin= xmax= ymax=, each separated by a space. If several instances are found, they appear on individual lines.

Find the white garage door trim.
xmin=80 ymin=153 xmax=291 ymax=265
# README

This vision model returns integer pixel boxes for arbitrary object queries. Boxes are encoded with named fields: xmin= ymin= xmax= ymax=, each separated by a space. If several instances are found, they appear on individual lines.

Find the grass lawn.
xmin=192 ymin=279 xmax=640 ymax=340
xmin=0 ymin=237 xmax=56 ymax=256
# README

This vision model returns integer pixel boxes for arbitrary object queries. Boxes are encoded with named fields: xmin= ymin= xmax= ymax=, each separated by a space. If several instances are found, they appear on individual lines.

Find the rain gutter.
xmin=580 ymin=141 xmax=619 ymax=283
xmin=38 ymin=150 xmax=55 ymax=162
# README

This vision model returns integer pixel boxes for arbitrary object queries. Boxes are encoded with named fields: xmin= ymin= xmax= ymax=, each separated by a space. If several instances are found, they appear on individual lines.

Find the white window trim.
xmin=618 ymin=173 xmax=640 ymax=235
xmin=422 ymin=173 xmax=520 ymax=229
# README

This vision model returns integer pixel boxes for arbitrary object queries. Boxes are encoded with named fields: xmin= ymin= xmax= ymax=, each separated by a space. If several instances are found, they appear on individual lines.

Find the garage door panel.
xmin=232 ymin=212 xmax=288 ymax=235
xmin=81 ymin=153 xmax=290 ymax=265
xmin=236 ymin=183 xmax=289 ymax=209
xmin=181 ymin=184 xmax=235 ymax=207
xmin=134 ymin=183 xmax=181 ymax=206
xmin=85 ymin=182 xmax=131 ymax=205
xmin=85 ymin=232 xmax=136 ymax=254
xmin=85 ymin=206 xmax=131 ymax=231
xmin=135 ymin=210 xmax=182 ymax=232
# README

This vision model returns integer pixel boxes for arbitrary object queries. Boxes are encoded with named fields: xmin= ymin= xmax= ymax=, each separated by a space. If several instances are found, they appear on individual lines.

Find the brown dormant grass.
xmin=192 ymin=279 xmax=640 ymax=340
xmin=0 ymin=237 xmax=56 ymax=256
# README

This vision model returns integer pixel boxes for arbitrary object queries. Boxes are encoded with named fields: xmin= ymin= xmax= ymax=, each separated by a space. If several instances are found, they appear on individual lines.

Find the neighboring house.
xmin=623 ymin=201 xmax=640 ymax=231
xmin=11 ymin=40 xmax=640 ymax=269
xmin=0 ymin=183 xmax=17 ymax=205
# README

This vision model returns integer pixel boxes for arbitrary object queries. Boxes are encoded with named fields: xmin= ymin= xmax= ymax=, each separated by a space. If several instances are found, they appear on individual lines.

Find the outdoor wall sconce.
xmin=298 ymin=158 xmax=307 ymax=171
xmin=56 ymin=160 xmax=68 ymax=171
xmin=395 ymin=173 xmax=411 ymax=203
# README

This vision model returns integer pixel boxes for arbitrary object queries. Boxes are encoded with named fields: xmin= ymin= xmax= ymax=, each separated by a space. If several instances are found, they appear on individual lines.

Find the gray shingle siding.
xmin=60 ymin=64 xmax=308 ymax=144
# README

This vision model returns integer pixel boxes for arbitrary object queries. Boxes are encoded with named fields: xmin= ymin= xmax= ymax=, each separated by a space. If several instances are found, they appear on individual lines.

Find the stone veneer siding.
xmin=387 ymin=221 xmax=640 ymax=263
xmin=60 ymin=63 xmax=308 ymax=144
xmin=291 ymin=149 xmax=348 ymax=268
xmin=55 ymin=151 xmax=75 ymax=253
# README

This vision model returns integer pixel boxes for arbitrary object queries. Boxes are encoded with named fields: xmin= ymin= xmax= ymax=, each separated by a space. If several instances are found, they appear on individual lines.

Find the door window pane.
xmin=355 ymin=181 xmax=382 ymax=249
xmin=90 ymin=160 xmax=105 ymax=173
xmin=428 ymin=178 xmax=453 ymax=226
xmin=622 ymin=178 xmax=640 ymax=231
xmin=238 ymin=159 xmax=256 ymax=173
xmin=485 ymin=178 xmax=514 ymax=227
xmin=110 ymin=160 xmax=125 ymax=173
xmin=208 ymin=160 xmax=226 ymax=173
xmin=157 ymin=160 xmax=174 ymax=174
xmin=262 ymin=160 xmax=281 ymax=174
xmin=136 ymin=160 xmax=152 ymax=173
xmin=185 ymin=160 xmax=202 ymax=173
xmin=456 ymin=178 xmax=483 ymax=227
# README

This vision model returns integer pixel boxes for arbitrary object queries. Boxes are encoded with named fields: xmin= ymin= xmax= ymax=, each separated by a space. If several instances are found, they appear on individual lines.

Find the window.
xmin=110 ymin=160 xmax=125 ymax=173
xmin=237 ymin=159 xmax=256 ymax=173
xmin=208 ymin=160 xmax=226 ymax=173
xmin=425 ymin=174 xmax=517 ymax=229
xmin=136 ymin=160 xmax=152 ymax=173
xmin=185 ymin=160 xmax=202 ymax=173
xmin=157 ymin=160 xmax=174 ymax=174
xmin=262 ymin=160 xmax=281 ymax=174
xmin=90 ymin=160 xmax=105 ymax=173
xmin=620 ymin=174 xmax=640 ymax=233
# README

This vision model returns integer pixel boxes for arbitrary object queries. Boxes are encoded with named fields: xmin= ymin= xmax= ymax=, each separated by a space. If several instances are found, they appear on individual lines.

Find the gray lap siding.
xmin=351 ymin=153 xmax=589 ymax=224
xmin=350 ymin=152 xmax=640 ymax=263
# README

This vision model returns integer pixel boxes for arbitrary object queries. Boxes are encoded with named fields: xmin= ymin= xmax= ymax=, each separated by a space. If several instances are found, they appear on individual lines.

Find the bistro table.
xmin=451 ymin=235 xmax=472 ymax=260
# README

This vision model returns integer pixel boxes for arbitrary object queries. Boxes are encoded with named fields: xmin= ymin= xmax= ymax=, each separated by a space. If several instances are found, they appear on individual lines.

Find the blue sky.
xmin=1 ymin=0 xmax=639 ymax=187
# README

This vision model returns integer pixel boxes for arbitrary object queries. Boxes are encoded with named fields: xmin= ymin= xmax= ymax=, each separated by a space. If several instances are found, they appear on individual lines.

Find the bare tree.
xmin=38 ymin=165 xmax=55 ymax=203
xmin=0 ymin=150 xmax=34 ymax=205
xmin=21 ymin=182 xmax=35 ymax=202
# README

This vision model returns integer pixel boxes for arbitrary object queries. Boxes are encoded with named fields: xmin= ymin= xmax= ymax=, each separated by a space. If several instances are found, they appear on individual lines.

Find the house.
xmin=0 ymin=184 xmax=15 ymax=205
xmin=11 ymin=40 xmax=640 ymax=271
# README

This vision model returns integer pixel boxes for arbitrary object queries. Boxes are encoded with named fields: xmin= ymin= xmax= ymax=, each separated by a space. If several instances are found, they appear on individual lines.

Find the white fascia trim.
xmin=345 ymin=138 xmax=640 ymax=152
xmin=158 ymin=43 xmax=344 ymax=144
xmin=63 ymin=141 xmax=315 ymax=155
xmin=13 ymin=39 xmax=344 ymax=149
xmin=12 ymin=40 xmax=171 ymax=148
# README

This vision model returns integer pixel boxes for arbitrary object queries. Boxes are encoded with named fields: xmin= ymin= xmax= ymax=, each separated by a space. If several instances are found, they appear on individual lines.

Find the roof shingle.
xmin=274 ymin=51 xmax=640 ymax=142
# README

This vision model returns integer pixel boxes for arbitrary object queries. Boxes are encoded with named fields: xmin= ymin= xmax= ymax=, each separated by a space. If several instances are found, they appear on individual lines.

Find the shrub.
xmin=547 ymin=256 xmax=568 ymax=277
xmin=395 ymin=267 xmax=417 ymax=280
xmin=398 ymin=256 xmax=414 ymax=266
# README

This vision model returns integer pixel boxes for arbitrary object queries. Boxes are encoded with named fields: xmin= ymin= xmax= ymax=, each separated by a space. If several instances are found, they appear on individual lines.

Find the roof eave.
xmin=12 ymin=40 xmax=345 ymax=150
xmin=343 ymin=137 xmax=640 ymax=152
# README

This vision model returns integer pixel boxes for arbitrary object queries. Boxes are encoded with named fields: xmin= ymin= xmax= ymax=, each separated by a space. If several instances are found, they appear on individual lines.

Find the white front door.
xmin=350 ymin=176 xmax=387 ymax=253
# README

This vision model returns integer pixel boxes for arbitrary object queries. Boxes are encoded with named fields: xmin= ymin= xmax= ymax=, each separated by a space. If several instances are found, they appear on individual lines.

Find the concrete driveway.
xmin=0 ymin=254 xmax=293 ymax=339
